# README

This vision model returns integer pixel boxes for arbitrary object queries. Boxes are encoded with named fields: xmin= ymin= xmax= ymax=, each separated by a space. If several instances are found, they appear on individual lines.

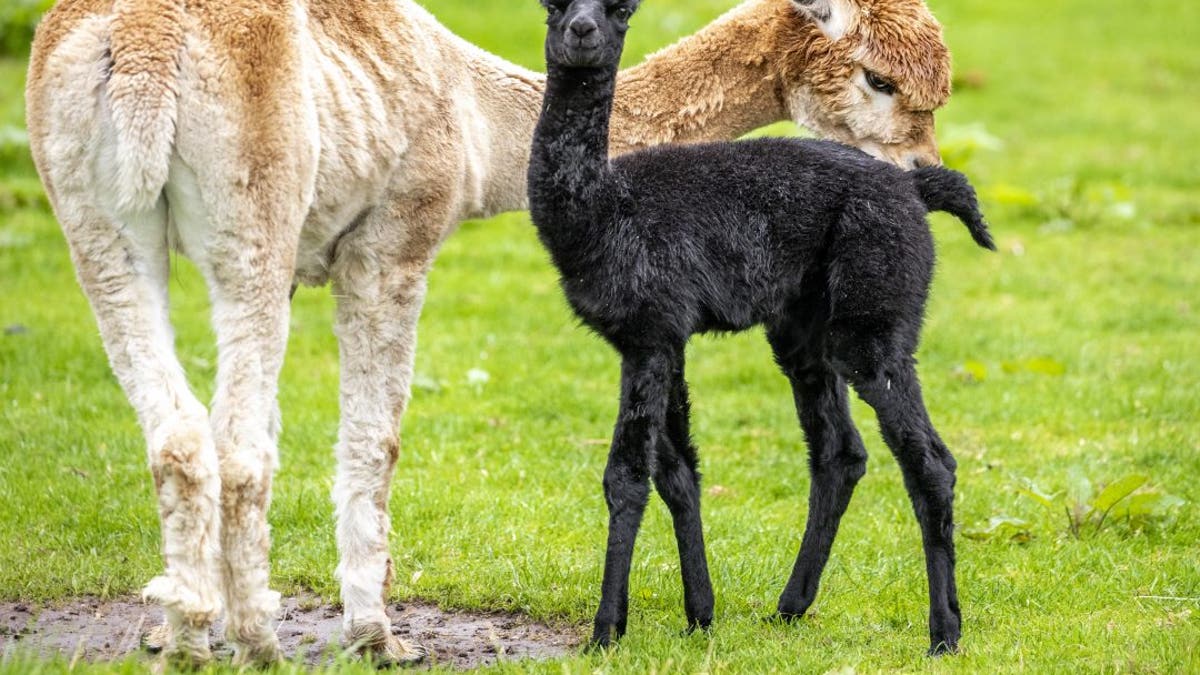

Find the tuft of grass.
xmin=2 ymin=0 xmax=1199 ymax=672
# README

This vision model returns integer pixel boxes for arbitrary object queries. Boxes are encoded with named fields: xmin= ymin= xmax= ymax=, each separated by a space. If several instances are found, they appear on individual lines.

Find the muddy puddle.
xmin=0 ymin=595 xmax=581 ymax=669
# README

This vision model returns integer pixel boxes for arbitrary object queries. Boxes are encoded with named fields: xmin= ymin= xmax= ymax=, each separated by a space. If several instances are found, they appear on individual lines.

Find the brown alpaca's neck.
xmin=609 ymin=0 xmax=792 ymax=154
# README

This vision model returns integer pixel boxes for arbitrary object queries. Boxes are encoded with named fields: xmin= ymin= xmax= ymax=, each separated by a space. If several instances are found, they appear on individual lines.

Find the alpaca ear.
xmin=791 ymin=0 xmax=855 ymax=41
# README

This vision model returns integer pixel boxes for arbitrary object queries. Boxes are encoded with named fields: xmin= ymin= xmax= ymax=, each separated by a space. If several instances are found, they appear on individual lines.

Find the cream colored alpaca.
xmin=26 ymin=0 xmax=952 ymax=665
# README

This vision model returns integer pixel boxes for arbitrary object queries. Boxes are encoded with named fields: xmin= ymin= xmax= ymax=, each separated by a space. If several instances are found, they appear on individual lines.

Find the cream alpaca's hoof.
xmin=159 ymin=629 xmax=213 ymax=671
xmin=346 ymin=622 xmax=428 ymax=667
xmin=142 ymin=620 xmax=172 ymax=653
xmin=228 ymin=591 xmax=284 ymax=666
xmin=141 ymin=581 xmax=218 ymax=668
xmin=231 ymin=637 xmax=284 ymax=668
xmin=144 ymin=621 xmax=212 ymax=669
xmin=161 ymin=648 xmax=212 ymax=671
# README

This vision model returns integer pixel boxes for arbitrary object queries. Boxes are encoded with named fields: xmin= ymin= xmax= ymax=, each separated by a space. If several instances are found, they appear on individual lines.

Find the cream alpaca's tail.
xmin=105 ymin=0 xmax=184 ymax=213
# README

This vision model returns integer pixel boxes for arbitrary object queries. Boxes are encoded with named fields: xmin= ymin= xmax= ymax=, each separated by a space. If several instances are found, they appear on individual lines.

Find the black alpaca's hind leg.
xmin=591 ymin=350 xmax=674 ymax=648
xmin=770 ymin=345 xmax=868 ymax=621
xmin=653 ymin=366 xmax=714 ymax=633
xmin=774 ymin=369 xmax=868 ymax=620
xmin=842 ymin=352 xmax=961 ymax=656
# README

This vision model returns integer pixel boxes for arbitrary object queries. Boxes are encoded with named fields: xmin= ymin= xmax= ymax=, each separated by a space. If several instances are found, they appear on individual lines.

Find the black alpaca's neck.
xmin=529 ymin=61 xmax=619 ymax=253
xmin=538 ymin=62 xmax=618 ymax=176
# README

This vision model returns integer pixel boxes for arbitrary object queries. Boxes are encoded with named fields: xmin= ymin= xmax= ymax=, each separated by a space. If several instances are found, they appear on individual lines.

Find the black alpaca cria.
xmin=528 ymin=0 xmax=994 ymax=656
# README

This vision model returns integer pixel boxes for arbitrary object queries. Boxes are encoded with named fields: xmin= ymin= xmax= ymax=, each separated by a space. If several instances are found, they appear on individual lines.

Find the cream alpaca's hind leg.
xmin=167 ymin=164 xmax=302 ymax=665
xmin=208 ymin=270 xmax=292 ymax=666
xmin=137 ymin=242 xmax=292 ymax=669
xmin=332 ymin=272 xmax=426 ymax=665
xmin=57 ymin=202 xmax=221 ymax=665
xmin=330 ymin=202 xmax=453 ymax=665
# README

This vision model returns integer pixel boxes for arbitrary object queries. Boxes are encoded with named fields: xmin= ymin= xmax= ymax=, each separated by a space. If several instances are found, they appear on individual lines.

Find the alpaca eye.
xmin=864 ymin=70 xmax=896 ymax=96
xmin=613 ymin=6 xmax=633 ymax=21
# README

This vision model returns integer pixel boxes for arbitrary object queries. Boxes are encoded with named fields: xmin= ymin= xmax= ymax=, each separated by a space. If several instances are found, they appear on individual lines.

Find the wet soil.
xmin=0 ymin=595 xmax=582 ymax=669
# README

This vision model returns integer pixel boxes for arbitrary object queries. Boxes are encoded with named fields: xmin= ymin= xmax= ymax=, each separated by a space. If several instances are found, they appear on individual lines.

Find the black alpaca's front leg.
xmin=591 ymin=350 xmax=674 ymax=648
xmin=773 ymin=364 xmax=869 ymax=620
xmin=851 ymin=361 xmax=961 ymax=656
xmin=653 ymin=362 xmax=714 ymax=633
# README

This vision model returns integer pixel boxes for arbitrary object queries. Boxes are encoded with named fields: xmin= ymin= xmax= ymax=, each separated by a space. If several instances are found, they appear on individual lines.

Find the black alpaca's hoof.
xmin=927 ymin=639 xmax=959 ymax=657
xmin=764 ymin=610 xmax=804 ymax=625
xmin=584 ymin=635 xmax=617 ymax=653
xmin=586 ymin=622 xmax=624 ymax=652
xmin=680 ymin=616 xmax=713 ymax=637
xmin=928 ymin=615 xmax=961 ymax=656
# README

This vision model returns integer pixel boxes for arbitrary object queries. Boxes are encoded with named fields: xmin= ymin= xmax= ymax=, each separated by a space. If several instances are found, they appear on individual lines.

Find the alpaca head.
xmin=779 ymin=0 xmax=952 ymax=168
xmin=541 ymin=0 xmax=641 ymax=69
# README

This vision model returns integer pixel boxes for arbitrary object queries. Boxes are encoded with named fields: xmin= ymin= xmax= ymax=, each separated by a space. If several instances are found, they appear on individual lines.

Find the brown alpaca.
xmin=613 ymin=0 xmax=951 ymax=165
xmin=25 ymin=0 xmax=953 ymax=665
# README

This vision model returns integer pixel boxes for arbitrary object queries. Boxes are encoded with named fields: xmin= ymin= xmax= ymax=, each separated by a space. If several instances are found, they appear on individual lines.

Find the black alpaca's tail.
xmin=913 ymin=166 xmax=996 ymax=251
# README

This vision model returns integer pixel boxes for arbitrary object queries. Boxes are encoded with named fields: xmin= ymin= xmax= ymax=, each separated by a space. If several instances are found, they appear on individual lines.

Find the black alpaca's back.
xmin=527 ymin=0 xmax=990 ymax=656
xmin=533 ymin=136 xmax=989 ymax=349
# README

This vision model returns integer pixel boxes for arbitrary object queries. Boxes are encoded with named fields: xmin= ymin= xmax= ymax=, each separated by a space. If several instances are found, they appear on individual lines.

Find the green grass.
xmin=2 ymin=0 xmax=1199 ymax=672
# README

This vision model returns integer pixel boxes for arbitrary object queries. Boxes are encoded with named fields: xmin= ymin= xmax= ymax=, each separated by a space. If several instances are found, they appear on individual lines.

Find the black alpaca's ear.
xmin=610 ymin=1 xmax=641 ymax=23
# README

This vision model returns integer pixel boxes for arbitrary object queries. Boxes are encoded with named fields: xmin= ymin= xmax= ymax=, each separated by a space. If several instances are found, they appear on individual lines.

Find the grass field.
xmin=2 ymin=0 xmax=1199 ymax=672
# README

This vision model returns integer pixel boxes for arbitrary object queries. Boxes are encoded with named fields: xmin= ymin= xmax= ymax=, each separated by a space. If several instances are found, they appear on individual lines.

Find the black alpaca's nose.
xmin=569 ymin=18 xmax=598 ymax=39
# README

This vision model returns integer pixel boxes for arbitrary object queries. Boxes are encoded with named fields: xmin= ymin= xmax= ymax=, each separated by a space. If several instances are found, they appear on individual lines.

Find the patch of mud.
xmin=0 ymin=595 xmax=582 ymax=669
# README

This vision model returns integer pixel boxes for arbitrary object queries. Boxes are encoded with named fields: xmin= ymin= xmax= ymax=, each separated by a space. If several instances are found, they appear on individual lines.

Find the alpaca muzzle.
xmin=563 ymin=19 xmax=604 ymax=65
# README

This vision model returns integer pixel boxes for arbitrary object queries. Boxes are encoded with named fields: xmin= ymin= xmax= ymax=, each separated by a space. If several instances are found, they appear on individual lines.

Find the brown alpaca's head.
xmin=778 ymin=0 xmax=951 ymax=168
